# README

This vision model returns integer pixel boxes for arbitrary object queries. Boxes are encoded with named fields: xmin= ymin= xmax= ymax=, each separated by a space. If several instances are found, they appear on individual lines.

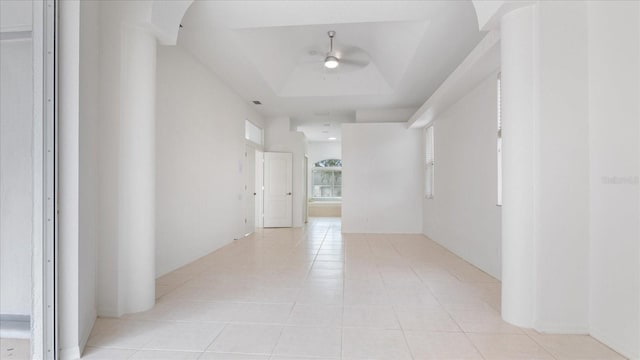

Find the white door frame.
xmin=255 ymin=150 xmax=264 ymax=228
xmin=304 ymin=155 xmax=308 ymax=223
xmin=31 ymin=0 xmax=57 ymax=358
xmin=243 ymin=143 xmax=256 ymax=236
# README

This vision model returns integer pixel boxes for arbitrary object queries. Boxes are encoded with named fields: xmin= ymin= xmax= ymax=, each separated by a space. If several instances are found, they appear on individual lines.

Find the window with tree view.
xmin=312 ymin=159 xmax=342 ymax=201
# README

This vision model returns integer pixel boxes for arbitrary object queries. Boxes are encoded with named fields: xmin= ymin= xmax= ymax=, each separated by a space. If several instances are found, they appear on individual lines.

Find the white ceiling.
xmin=177 ymin=1 xmax=484 ymax=141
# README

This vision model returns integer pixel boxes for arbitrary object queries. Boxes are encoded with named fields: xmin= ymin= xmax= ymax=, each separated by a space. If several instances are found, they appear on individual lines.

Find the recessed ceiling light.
xmin=252 ymin=100 xmax=262 ymax=105
xmin=328 ymin=137 xmax=337 ymax=140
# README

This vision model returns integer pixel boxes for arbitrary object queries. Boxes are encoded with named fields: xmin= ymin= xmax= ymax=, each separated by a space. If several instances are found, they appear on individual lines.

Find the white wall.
xmin=78 ymin=0 xmax=100 ymax=351
xmin=500 ymin=1 xmax=592 ymax=333
xmin=96 ymin=0 xmax=125 ymax=319
xmin=535 ymin=1 xmax=591 ymax=332
xmin=58 ymin=1 xmax=82 ymax=357
xmin=498 ymin=2 xmax=638 ymax=357
xmin=587 ymin=2 xmax=639 ymax=358
xmin=342 ymin=123 xmax=422 ymax=233
xmin=0 ymin=36 xmax=33 ymax=317
xmin=264 ymin=116 xmax=308 ymax=227
xmin=156 ymin=45 xmax=264 ymax=277
xmin=422 ymin=74 xmax=502 ymax=280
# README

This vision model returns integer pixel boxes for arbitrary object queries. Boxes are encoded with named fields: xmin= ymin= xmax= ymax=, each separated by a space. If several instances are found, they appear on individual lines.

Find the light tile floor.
xmin=84 ymin=218 xmax=626 ymax=360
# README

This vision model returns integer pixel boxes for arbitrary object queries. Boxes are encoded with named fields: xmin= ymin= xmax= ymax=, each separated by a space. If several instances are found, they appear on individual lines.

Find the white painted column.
xmin=500 ymin=4 xmax=537 ymax=328
xmin=58 ymin=1 xmax=82 ymax=357
xmin=97 ymin=0 xmax=193 ymax=318
xmin=118 ymin=26 xmax=157 ymax=314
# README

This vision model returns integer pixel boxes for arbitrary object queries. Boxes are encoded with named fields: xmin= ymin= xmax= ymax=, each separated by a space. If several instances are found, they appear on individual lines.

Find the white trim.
xmin=0 ymin=30 xmax=32 ymax=40
xmin=0 ymin=25 xmax=33 ymax=33
xmin=312 ymin=166 xmax=341 ymax=171
xmin=31 ymin=0 xmax=57 ymax=359
xmin=533 ymin=321 xmax=589 ymax=335
xmin=46 ymin=0 xmax=57 ymax=356
xmin=31 ymin=0 xmax=46 ymax=358
xmin=589 ymin=328 xmax=637 ymax=360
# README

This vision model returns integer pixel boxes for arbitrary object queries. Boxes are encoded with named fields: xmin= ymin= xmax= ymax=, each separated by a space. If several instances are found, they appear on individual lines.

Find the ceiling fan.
xmin=324 ymin=31 xmax=340 ymax=69
xmin=303 ymin=31 xmax=370 ymax=73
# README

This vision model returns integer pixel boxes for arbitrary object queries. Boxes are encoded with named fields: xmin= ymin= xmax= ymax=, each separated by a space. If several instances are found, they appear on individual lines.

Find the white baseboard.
xmin=534 ymin=320 xmax=589 ymax=334
xmin=97 ymin=307 xmax=120 ymax=318
xmin=78 ymin=314 xmax=96 ymax=357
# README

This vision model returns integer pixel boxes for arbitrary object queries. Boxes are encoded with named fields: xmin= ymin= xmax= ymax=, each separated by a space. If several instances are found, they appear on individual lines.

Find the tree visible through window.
xmin=312 ymin=159 xmax=342 ymax=200
xmin=314 ymin=159 xmax=342 ymax=167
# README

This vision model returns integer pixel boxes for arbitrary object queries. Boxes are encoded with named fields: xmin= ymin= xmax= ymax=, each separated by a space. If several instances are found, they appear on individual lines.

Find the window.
xmin=425 ymin=125 xmax=435 ymax=198
xmin=312 ymin=159 xmax=341 ymax=201
xmin=245 ymin=120 xmax=263 ymax=145
xmin=314 ymin=159 xmax=341 ymax=167
xmin=497 ymin=73 xmax=503 ymax=206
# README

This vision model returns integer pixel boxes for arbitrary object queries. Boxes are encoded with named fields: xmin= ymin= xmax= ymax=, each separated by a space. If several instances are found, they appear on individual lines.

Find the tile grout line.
xmin=340 ymin=223 xmax=347 ymax=360
xmin=405 ymin=250 xmax=487 ymax=360
xmin=524 ymin=330 xmax=561 ymax=360
xmin=87 ymin=219 xmax=620 ymax=360
xmin=386 ymin=237 xmax=418 ymax=360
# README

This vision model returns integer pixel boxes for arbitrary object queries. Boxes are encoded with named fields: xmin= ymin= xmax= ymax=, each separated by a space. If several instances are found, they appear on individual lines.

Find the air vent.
xmin=323 ymin=123 xmax=331 ymax=127
xmin=252 ymin=100 xmax=262 ymax=105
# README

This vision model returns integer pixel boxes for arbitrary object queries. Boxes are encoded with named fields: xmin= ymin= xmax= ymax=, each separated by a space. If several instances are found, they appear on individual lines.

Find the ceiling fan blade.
xmin=340 ymin=58 xmax=370 ymax=68
xmin=299 ymin=58 xmax=323 ymax=65
xmin=341 ymin=46 xmax=371 ymax=59
xmin=340 ymin=46 xmax=362 ymax=57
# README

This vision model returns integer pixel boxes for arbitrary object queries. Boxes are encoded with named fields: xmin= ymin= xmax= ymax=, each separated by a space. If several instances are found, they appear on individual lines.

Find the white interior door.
xmin=255 ymin=150 xmax=264 ymax=228
xmin=263 ymin=152 xmax=293 ymax=227
xmin=243 ymin=145 xmax=256 ymax=235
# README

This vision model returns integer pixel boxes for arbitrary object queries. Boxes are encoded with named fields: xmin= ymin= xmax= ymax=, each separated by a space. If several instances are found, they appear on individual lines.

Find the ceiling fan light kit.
xmin=324 ymin=55 xmax=339 ymax=69
xmin=324 ymin=30 xmax=339 ymax=69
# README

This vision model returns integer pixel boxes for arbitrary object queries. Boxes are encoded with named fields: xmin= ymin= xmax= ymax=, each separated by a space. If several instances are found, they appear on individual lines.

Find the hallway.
xmin=84 ymin=218 xmax=623 ymax=360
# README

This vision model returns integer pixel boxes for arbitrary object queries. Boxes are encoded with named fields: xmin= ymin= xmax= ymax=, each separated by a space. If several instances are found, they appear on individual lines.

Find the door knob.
xmin=287 ymin=192 xmax=292 ymax=195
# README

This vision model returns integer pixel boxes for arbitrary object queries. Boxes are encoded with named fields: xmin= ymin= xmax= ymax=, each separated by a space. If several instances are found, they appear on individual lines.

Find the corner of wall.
xmin=590 ymin=327 xmax=639 ymax=360
xmin=78 ymin=308 xmax=96 ymax=358
xmin=59 ymin=346 xmax=82 ymax=360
